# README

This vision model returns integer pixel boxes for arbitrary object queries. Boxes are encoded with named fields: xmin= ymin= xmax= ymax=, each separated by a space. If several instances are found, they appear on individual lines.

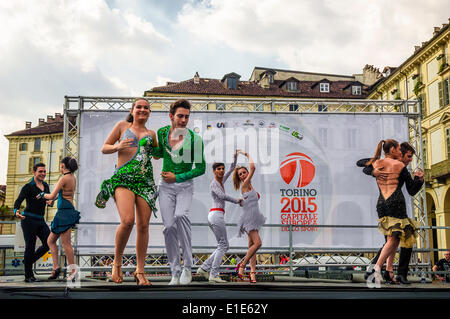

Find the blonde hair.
xmin=233 ymin=166 xmax=248 ymax=190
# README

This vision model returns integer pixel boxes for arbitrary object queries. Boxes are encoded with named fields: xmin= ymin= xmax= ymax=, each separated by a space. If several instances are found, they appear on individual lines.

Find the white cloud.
xmin=0 ymin=0 xmax=173 ymax=183
xmin=0 ymin=0 xmax=448 ymax=185
xmin=178 ymin=0 xmax=449 ymax=74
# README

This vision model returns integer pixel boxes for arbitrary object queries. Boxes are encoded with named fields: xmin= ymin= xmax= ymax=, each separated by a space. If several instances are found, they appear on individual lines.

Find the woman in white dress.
xmin=232 ymin=151 xmax=266 ymax=283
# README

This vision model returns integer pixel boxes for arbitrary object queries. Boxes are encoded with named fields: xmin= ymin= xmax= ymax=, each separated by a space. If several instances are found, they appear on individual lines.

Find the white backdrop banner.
xmin=77 ymin=111 xmax=410 ymax=253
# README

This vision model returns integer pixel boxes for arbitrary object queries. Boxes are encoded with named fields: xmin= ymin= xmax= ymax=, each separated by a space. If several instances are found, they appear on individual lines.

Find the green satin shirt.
xmin=153 ymin=125 xmax=206 ymax=183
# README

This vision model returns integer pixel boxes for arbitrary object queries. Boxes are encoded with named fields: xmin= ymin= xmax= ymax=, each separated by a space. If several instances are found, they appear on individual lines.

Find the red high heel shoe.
xmin=249 ymin=272 xmax=257 ymax=283
xmin=236 ymin=263 xmax=247 ymax=281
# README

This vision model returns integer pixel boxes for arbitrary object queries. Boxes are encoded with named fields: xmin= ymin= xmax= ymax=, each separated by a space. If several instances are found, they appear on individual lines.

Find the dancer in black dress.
xmin=366 ymin=139 xmax=422 ymax=284
xmin=357 ymin=142 xmax=424 ymax=284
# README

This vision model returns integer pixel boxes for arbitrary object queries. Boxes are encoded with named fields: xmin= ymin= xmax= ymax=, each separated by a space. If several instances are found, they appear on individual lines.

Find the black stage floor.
xmin=1 ymin=276 xmax=449 ymax=317
xmin=1 ymin=274 xmax=449 ymax=299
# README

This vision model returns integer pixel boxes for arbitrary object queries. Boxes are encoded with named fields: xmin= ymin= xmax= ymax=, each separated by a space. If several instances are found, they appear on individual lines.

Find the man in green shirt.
xmin=153 ymin=99 xmax=206 ymax=285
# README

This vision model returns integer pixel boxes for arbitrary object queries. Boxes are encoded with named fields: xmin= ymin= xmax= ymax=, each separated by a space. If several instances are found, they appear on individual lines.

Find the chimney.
xmin=414 ymin=46 xmax=421 ymax=53
xmin=362 ymin=65 xmax=382 ymax=86
xmin=47 ymin=115 xmax=54 ymax=123
xmin=193 ymin=72 xmax=200 ymax=84
xmin=25 ymin=121 xmax=31 ymax=129
xmin=38 ymin=118 xmax=45 ymax=126
xmin=55 ymin=113 xmax=62 ymax=121
xmin=433 ymin=27 xmax=440 ymax=36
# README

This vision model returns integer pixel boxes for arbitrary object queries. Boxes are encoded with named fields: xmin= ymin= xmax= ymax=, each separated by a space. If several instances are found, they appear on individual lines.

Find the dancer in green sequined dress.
xmin=95 ymin=132 xmax=157 ymax=212
xmin=95 ymin=99 xmax=157 ymax=286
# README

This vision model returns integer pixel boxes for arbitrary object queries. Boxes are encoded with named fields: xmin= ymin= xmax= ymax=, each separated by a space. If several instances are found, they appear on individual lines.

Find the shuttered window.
xmin=446 ymin=127 xmax=450 ymax=159
xmin=34 ymin=138 xmax=41 ymax=152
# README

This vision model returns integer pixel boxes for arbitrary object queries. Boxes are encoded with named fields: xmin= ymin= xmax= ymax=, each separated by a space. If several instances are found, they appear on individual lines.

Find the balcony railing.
xmin=429 ymin=158 xmax=450 ymax=181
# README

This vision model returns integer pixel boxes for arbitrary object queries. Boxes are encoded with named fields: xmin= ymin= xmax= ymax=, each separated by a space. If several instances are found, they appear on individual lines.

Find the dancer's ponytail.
xmin=366 ymin=140 xmax=384 ymax=166
xmin=366 ymin=139 xmax=399 ymax=166
xmin=126 ymin=100 xmax=136 ymax=123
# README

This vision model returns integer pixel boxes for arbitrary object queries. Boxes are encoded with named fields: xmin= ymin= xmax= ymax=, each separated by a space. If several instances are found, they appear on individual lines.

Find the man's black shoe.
xmin=396 ymin=274 xmax=411 ymax=285
xmin=24 ymin=276 xmax=37 ymax=283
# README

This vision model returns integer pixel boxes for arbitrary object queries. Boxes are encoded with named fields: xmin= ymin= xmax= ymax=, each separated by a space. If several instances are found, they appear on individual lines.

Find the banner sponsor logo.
xmin=279 ymin=152 xmax=318 ymax=232
xmin=291 ymin=130 xmax=303 ymax=140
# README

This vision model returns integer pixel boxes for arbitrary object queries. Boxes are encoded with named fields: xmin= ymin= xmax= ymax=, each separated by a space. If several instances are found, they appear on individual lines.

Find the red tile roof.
xmin=5 ymin=114 xmax=75 ymax=137
xmin=6 ymin=122 xmax=64 ymax=137
xmin=146 ymin=77 xmax=369 ymax=99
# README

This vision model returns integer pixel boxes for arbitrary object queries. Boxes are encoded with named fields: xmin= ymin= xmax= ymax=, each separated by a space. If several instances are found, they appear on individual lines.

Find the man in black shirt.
xmin=433 ymin=251 xmax=450 ymax=283
xmin=14 ymin=163 xmax=52 ymax=282
xmin=357 ymin=142 xmax=424 ymax=284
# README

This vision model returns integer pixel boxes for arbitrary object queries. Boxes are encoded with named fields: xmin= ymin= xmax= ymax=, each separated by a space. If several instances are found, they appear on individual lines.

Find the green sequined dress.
xmin=95 ymin=135 xmax=158 ymax=213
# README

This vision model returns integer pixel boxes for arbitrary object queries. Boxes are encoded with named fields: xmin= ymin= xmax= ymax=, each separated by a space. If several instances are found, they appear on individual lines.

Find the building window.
xmin=320 ymin=83 xmax=329 ymax=93
xmin=29 ymin=157 xmax=42 ymax=173
xmin=438 ymin=77 xmax=450 ymax=108
xmin=19 ymin=154 xmax=27 ymax=174
xmin=268 ymin=74 xmax=273 ymax=83
xmin=227 ymin=77 xmax=238 ymax=90
xmin=446 ymin=127 xmax=450 ymax=159
xmin=19 ymin=143 xmax=27 ymax=151
xmin=406 ymin=77 xmax=414 ymax=97
xmin=427 ymin=59 xmax=438 ymax=82
xmin=419 ymin=93 xmax=427 ymax=117
xmin=352 ymin=86 xmax=361 ymax=95
xmin=289 ymin=104 xmax=299 ymax=112
xmin=422 ymin=138 xmax=427 ymax=168
xmin=286 ymin=81 xmax=297 ymax=91
xmin=318 ymin=104 xmax=328 ymax=112
xmin=34 ymin=138 xmax=41 ymax=152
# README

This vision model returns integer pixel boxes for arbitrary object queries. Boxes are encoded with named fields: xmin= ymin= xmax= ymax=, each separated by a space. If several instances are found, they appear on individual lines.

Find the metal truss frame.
xmin=63 ymin=96 xmax=430 ymax=277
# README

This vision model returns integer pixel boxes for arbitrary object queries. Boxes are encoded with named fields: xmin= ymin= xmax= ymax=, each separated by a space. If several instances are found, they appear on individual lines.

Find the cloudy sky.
xmin=0 ymin=0 xmax=448 ymax=184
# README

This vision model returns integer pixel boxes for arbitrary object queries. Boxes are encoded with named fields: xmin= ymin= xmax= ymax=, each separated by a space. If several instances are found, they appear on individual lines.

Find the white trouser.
xmin=159 ymin=179 xmax=194 ymax=276
xmin=201 ymin=209 xmax=229 ymax=278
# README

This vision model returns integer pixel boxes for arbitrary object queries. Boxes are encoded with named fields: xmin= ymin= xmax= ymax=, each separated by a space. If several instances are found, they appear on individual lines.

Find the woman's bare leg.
xmin=113 ymin=187 xmax=136 ymax=281
xmin=60 ymin=228 xmax=75 ymax=274
xmin=240 ymin=230 xmax=262 ymax=269
xmin=376 ymin=236 xmax=399 ymax=271
xmin=47 ymin=232 xmax=60 ymax=270
xmin=134 ymin=195 xmax=151 ymax=283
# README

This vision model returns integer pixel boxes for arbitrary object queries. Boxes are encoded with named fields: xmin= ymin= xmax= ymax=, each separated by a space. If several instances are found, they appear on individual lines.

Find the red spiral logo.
xmin=280 ymin=152 xmax=315 ymax=188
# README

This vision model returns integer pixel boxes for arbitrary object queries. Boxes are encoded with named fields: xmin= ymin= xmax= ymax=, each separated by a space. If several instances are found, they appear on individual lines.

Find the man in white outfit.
xmin=197 ymin=150 xmax=242 ymax=283
xmin=153 ymin=99 xmax=206 ymax=285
